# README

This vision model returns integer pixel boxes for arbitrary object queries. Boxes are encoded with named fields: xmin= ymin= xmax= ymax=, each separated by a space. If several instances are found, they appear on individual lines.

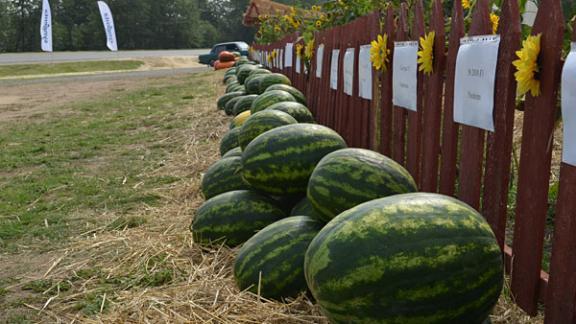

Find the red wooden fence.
xmin=252 ymin=0 xmax=576 ymax=321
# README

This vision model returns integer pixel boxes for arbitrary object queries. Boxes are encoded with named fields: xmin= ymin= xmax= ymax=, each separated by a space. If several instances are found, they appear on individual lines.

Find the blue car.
xmin=199 ymin=42 xmax=250 ymax=66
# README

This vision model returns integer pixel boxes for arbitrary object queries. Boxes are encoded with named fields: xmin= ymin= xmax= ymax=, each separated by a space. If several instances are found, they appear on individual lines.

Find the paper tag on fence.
xmin=392 ymin=41 xmax=418 ymax=111
xmin=285 ymin=43 xmax=293 ymax=67
xmin=561 ymin=42 xmax=576 ymax=166
xmin=454 ymin=35 xmax=500 ymax=132
xmin=344 ymin=48 xmax=355 ymax=96
xmin=358 ymin=44 xmax=372 ymax=100
xmin=296 ymin=55 xmax=301 ymax=74
xmin=330 ymin=49 xmax=340 ymax=90
xmin=280 ymin=49 xmax=284 ymax=69
xmin=316 ymin=44 xmax=325 ymax=78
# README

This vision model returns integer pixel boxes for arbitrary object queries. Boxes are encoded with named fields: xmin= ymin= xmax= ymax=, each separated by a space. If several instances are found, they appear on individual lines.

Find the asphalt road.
xmin=0 ymin=49 xmax=210 ymax=65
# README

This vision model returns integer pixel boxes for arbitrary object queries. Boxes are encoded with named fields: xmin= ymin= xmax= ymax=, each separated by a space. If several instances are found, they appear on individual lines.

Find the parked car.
xmin=199 ymin=42 xmax=250 ymax=66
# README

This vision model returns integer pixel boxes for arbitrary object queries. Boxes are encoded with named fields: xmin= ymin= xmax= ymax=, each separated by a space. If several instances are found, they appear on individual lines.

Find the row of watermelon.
xmin=189 ymin=57 xmax=503 ymax=324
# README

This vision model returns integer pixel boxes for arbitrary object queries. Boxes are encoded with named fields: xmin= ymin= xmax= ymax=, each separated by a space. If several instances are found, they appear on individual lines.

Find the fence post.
xmin=419 ymin=0 xmax=445 ymax=193
xmin=511 ymin=0 xmax=565 ymax=315
xmin=481 ymin=0 xmax=521 ymax=248
xmin=392 ymin=4 xmax=409 ymax=165
xmin=380 ymin=6 xmax=395 ymax=156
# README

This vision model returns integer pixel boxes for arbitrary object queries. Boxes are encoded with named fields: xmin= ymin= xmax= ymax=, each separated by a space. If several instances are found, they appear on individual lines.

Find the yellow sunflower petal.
xmin=513 ymin=34 xmax=542 ymax=97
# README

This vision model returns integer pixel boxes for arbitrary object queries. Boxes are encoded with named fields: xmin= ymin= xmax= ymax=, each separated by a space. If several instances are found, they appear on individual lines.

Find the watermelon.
xmin=222 ymin=147 xmax=242 ymax=159
xmin=304 ymin=193 xmax=504 ymax=324
xmin=266 ymin=102 xmax=315 ymax=123
xmin=265 ymin=84 xmax=307 ymax=105
xmin=191 ymin=190 xmax=286 ymax=247
xmin=251 ymin=90 xmax=296 ymax=113
xmin=233 ymin=95 xmax=258 ymax=116
xmin=258 ymin=73 xmax=292 ymax=93
xmin=245 ymin=74 xmax=268 ymax=95
xmin=242 ymin=124 xmax=347 ymax=195
xmin=224 ymin=74 xmax=237 ymax=85
xmin=234 ymin=216 xmax=323 ymax=299
xmin=217 ymin=92 xmax=244 ymax=110
xmin=248 ymin=68 xmax=272 ymax=77
xmin=227 ymin=85 xmax=245 ymax=94
xmin=225 ymin=96 xmax=244 ymax=116
xmin=201 ymin=156 xmax=249 ymax=199
xmin=233 ymin=110 xmax=252 ymax=128
xmin=226 ymin=81 xmax=240 ymax=92
xmin=307 ymin=148 xmax=418 ymax=221
xmin=238 ymin=111 xmax=297 ymax=150
xmin=237 ymin=65 xmax=258 ymax=84
xmin=290 ymin=197 xmax=323 ymax=220
xmin=225 ymin=68 xmax=237 ymax=76
xmin=220 ymin=127 xmax=241 ymax=156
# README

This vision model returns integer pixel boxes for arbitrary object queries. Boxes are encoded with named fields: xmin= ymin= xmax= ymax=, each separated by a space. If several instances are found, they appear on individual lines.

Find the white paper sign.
xmin=316 ymin=44 xmax=325 ymax=78
xmin=454 ymin=35 xmax=501 ymax=132
xmin=392 ymin=41 xmax=418 ymax=111
xmin=561 ymin=42 xmax=576 ymax=166
xmin=343 ymin=48 xmax=355 ymax=96
xmin=358 ymin=45 xmax=372 ymax=100
xmin=330 ymin=49 xmax=340 ymax=90
xmin=285 ymin=43 xmax=293 ymax=67
xmin=296 ymin=55 xmax=301 ymax=74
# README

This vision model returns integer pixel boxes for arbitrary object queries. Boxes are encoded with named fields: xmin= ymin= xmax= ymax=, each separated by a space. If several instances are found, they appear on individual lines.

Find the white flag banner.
xmin=40 ymin=0 xmax=52 ymax=52
xmin=97 ymin=1 xmax=118 ymax=51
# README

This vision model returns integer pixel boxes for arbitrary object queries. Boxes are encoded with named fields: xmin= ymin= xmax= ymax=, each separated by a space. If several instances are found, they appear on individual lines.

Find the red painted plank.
xmin=457 ymin=0 xmax=491 ymax=210
xmin=380 ymin=6 xmax=395 ymax=156
xmin=481 ymin=0 xmax=521 ymax=248
xmin=392 ymin=4 xmax=409 ymax=165
xmin=419 ymin=0 xmax=445 ymax=193
xmin=511 ymin=0 xmax=564 ymax=315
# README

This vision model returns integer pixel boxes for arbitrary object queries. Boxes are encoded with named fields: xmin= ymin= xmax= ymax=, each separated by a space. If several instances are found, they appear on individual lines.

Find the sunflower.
xmin=274 ymin=25 xmax=281 ymax=33
xmin=417 ymin=31 xmax=435 ymax=75
xmin=370 ymin=34 xmax=390 ymax=71
xmin=462 ymin=0 xmax=471 ymax=9
xmin=513 ymin=34 xmax=542 ymax=97
xmin=267 ymin=53 xmax=273 ymax=63
xmin=304 ymin=39 xmax=315 ymax=60
xmin=295 ymin=44 xmax=304 ymax=58
xmin=315 ymin=20 xmax=323 ymax=28
xmin=490 ymin=13 xmax=499 ymax=34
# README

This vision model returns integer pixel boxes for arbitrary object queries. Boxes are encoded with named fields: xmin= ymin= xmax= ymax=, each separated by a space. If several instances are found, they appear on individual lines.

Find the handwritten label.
xmin=296 ymin=54 xmax=301 ymax=74
xmin=561 ymin=42 xmax=576 ymax=166
xmin=392 ymin=41 xmax=418 ymax=111
xmin=330 ymin=49 xmax=340 ymax=90
xmin=316 ymin=44 xmax=324 ymax=78
xmin=454 ymin=35 xmax=500 ymax=132
xmin=343 ymin=48 xmax=355 ymax=96
xmin=285 ymin=43 xmax=293 ymax=68
xmin=358 ymin=44 xmax=372 ymax=100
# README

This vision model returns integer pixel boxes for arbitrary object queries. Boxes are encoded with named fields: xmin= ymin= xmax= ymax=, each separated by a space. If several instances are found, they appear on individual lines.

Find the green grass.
xmin=0 ymin=73 xmax=217 ymax=251
xmin=0 ymin=60 xmax=144 ymax=78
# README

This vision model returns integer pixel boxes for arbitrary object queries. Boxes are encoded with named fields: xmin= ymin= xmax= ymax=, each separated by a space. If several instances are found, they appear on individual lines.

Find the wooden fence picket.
xmin=380 ymin=6 xmax=395 ymax=156
xmin=392 ymin=4 xmax=409 ymax=165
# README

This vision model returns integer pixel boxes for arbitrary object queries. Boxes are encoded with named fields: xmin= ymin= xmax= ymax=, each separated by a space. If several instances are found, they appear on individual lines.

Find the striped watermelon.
xmin=307 ymin=148 xmax=418 ymax=221
xmin=290 ymin=197 xmax=323 ymax=220
xmin=237 ymin=65 xmax=257 ymax=84
xmin=217 ymin=92 xmax=244 ymax=110
xmin=234 ymin=216 xmax=323 ymax=299
xmin=248 ymin=68 xmax=272 ymax=78
xmin=245 ymin=74 xmax=268 ymax=95
xmin=225 ymin=96 xmax=244 ymax=116
xmin=222 ymin=146 xmax=242 ymax=159
xmin=304 ymin=193 xmax=504 ymax=324
xmin=224 ymin=75 xmax=237 ymax=85
xmin=266 ymin=102 xmax=315 ymax=123
xmin=251 ymin=90 xmax=296 ymax=113
xmin=191 ymin=190 xmax=286 ymax=247
xmin=258 ymin=73 xmax=291 ymax=93
xmin=233 ymin=95 xmax=258 ymax=116
xmin=242 ymin=124 xmax=347 ymax=195
xmin=201 ymin=156 xmax=249 ymax=199
xmin=265 ymin=84 xmax=307 ymax=105
xmin=238 ymin=111 xmax=297 ymax=150
xmin=220 ymin=127 xmax=241 ymax=156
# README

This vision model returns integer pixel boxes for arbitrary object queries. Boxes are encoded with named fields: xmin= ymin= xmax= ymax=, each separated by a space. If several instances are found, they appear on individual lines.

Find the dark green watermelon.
xmin=245 ymin=74 xmax=268 ymax=95
xmin=305 ymin=193 xmax=503 ymax=324
xmin=265 ymin=84 xmax=307 ymax=105
xmin=237 ymin=65 xmax=258 ymax=84
xmin=201 ymin=156 xmax=249 ymax=199
xmin=307 ymin=148 xmax=418 ymax=221
xmin=266 ymin=102 xmax=315 ymax=123
xmin=242 ymin=124 xmax=347 ymax=195
xmin=220 ymin=127 xmax=241 ymax=156
xmin=251 ymin=90 xmax=296 ymax=114
xmin=225 ymin=96 xmax=244 ymax=116
xmin=234 ymin=216 xmax=323 ymax=299
xmin=258 ymin=73 xmax=292 ymax=93
xmin=191 ymin=190 xmax=286 ymax=247
xmin=233 ymin=95 xmax=258 ymax=116
xmin=290 ymin=197 xmax=324 ymax=221
xmin=222 ymin=146 xmax=242 ymax=159
xmin=217 ymin=92 xmax=244 ymax=110
xmin=238 ymin=110 xmax=297 ymax=150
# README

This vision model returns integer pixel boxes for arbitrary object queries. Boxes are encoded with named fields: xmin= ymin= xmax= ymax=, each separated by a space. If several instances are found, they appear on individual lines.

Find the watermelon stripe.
xmin=238 ymin=111 xmax=297 ymax=150
xmin=201 ymin=156 xmax=249 ymax=199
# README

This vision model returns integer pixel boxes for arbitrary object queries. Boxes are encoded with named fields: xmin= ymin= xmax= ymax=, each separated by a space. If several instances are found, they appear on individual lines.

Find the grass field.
xmin=0 ymin=71 xmax=541 ymax=323
xmin=0 ymin=60 xmax=144 ymax=78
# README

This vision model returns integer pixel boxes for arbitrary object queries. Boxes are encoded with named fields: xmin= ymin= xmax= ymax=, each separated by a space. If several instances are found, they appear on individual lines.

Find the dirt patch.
xmin=0 ymin=95 xmax=22 ymax=106
xmin=138 ymin=56 xmax=202 ymax=69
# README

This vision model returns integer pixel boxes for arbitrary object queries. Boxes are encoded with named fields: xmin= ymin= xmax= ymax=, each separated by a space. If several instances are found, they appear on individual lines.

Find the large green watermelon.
xmin=266 ymin=102 xmax=315 ymax=123
xmin=251 ymin=90 xmax=296 ymax=113
xmin=225 ymin=96 xmax=244 ymax=116
xmin=220 ymin=127 xmax=241 ymax=156
xmin=307 ymin=148 xmax=418 ymax=221
xmin=290 ymin=197 xmax=323 ymax=220
xmin=238 ymin=110 xmax=297 ymax=150
xmin=265 ymin=84 xmax=307 ymax=105
xmin=242 ymin=124 xmax=347 ymax=196
xmin=201 ymin=156 xmax=249 ymax=199
xmin=222 ymin=146 xmax=242 ymax=159
xmin=245 ymin=74 xmax=268 ymax=95
xmin=233 ymin=95 xmax=258 ymax=116
xmin=258 ymin=73 xmax=292 ymax=93
xmin=237 ymin=65 xmax=258 ymax=84
xmin=191 ymin=190 xmax=286 ymax=247
xmin=217 ymin=92 xmax=243 ymax=110
xmin=234 ymin=216 xmax=323 ymax=299
xmin=304 ymin=193 xmax=504 ymax=324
